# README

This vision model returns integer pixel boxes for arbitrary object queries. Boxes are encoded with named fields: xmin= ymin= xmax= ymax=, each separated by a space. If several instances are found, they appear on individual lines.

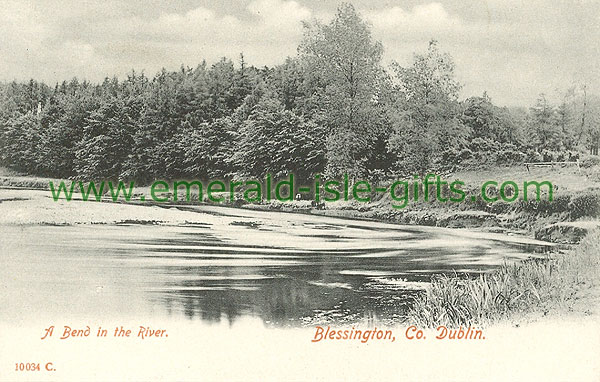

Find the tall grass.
xmin=407 ymin=230 xmax=600 ymax=327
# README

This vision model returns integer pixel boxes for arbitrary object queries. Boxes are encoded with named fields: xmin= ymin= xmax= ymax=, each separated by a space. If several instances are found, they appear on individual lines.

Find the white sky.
xmin=0 ymin=0 xmax=598 ymax=106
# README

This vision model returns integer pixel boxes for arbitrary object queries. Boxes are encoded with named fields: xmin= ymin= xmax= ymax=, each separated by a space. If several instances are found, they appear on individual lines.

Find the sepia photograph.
xmin=0 ymin=0 xmax=599 ymax=380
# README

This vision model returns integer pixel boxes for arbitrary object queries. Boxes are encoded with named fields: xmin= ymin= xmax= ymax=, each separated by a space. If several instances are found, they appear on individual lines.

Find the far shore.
xmin=2 ymin=163 xmax=599 ymax=244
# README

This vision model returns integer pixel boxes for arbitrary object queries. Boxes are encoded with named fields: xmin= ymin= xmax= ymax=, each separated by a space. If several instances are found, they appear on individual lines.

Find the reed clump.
xmin=407 ymin=229 xmax=600 ymax=327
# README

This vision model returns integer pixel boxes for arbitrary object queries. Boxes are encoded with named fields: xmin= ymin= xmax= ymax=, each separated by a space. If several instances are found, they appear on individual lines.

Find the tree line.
xmin=1 ymin=3 xmax=598 ymax=184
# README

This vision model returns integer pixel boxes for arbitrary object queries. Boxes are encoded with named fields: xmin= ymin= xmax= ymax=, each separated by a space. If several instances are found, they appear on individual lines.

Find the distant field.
xmin=452 ymin=164 xmax=600 ymax=192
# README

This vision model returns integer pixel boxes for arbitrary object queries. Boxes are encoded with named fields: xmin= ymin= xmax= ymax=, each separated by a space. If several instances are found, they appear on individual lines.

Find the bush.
xmin=548 ymin=194 xmax=571 ymax=214
xmin=525 ymin=149 xmax=544 ymax=163
xmin=488 ymin=200 xmax=514 ymax=214
xmin=516 ymin=198 xmax=542 ymax=214
xmin=580 ymin=154 xmax=600 ymax=168
xmin=496 ymin=143 xmax=527 ymax=164
xmin=569 ymin=191 xmax=600 ymax=219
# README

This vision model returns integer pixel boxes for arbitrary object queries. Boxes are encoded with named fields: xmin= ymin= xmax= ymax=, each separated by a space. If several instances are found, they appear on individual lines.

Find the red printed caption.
xmin=40 ymin=325 xmax=169 ymax=340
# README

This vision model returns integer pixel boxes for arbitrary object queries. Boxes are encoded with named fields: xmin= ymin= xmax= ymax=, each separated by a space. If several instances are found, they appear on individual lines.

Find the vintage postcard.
xmin=0 ymin=0 xmax=599 ymax=380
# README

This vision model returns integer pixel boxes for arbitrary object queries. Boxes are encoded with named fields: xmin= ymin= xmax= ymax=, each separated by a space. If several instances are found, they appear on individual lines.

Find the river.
xmin=0 ymin=205 xmax=552 ymax=327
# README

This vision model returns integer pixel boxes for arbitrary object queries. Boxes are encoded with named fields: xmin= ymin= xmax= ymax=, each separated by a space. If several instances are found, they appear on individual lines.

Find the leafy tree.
xmin=299 ymin=3 xmax=385 ymax=178
xmin=529 ymin=94 xmax=563 ymax=153
xmin=181 ymin=116 xmax=238 ymax=179
xmin=234 ymin=95 xmax=325 ymax=180
xmin=459 ymin=94 xmax=527 ymax=166
xmin=1 ymin=112 xmax=43 ymax=173
xmin=74 ymin=94 xmax=139 ymax=180
xmin=389 ymin=40 xmax=468 ymax=174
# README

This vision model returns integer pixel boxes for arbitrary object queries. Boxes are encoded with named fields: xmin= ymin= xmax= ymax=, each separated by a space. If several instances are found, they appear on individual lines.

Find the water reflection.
xmin=0 ymin=210 xmax=552 ymax=326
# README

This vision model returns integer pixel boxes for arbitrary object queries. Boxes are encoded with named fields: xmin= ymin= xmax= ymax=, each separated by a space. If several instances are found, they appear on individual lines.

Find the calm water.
xmin=0 ymin=207 xmax=552 ymax=326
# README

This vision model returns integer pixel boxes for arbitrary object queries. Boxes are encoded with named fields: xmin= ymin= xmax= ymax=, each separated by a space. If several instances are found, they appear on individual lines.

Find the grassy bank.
xmin=406 ymin=229 xmax=600 ymax=327
xmin=248 ymin=164 xmax=600 ymax=242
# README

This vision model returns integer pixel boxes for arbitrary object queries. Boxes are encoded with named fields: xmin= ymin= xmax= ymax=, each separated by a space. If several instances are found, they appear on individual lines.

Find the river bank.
xmin=407 ymin=229 xmax=600 ymax=327
xmin=244 ymin=165 xmax=600 ymax=244
xmin=2 ymin=165 xmax=598 ymax=243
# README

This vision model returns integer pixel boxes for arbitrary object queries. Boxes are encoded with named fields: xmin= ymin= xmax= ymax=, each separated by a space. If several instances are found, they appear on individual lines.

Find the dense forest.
xmin=1 ymin=3 xmax=598 ymax=184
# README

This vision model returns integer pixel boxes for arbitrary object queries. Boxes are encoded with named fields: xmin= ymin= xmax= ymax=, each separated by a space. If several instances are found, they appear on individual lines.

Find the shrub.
xmin=496 ymin=143 xmax=527 ymax=164
xmin=548 ymin=194 xmax=571 ymax=214
xmin=526 ymin=150 xmax=544 ymax=163
xmin=580 ymin=154 xmax=600 ymax=168
xmin=569 ymin=191 xmax=600 ymax=219
xmin=488 ymin=200 xmax=514 ymax=214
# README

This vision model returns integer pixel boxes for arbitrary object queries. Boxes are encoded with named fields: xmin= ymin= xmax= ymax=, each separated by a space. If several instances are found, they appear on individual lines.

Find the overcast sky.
xmin=1 ymin=0 xmax=598 ymax=106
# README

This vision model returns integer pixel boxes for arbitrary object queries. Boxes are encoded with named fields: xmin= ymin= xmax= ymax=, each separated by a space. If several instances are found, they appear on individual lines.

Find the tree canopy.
xmin=1 ymin=3 xmax=598 ymax=183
